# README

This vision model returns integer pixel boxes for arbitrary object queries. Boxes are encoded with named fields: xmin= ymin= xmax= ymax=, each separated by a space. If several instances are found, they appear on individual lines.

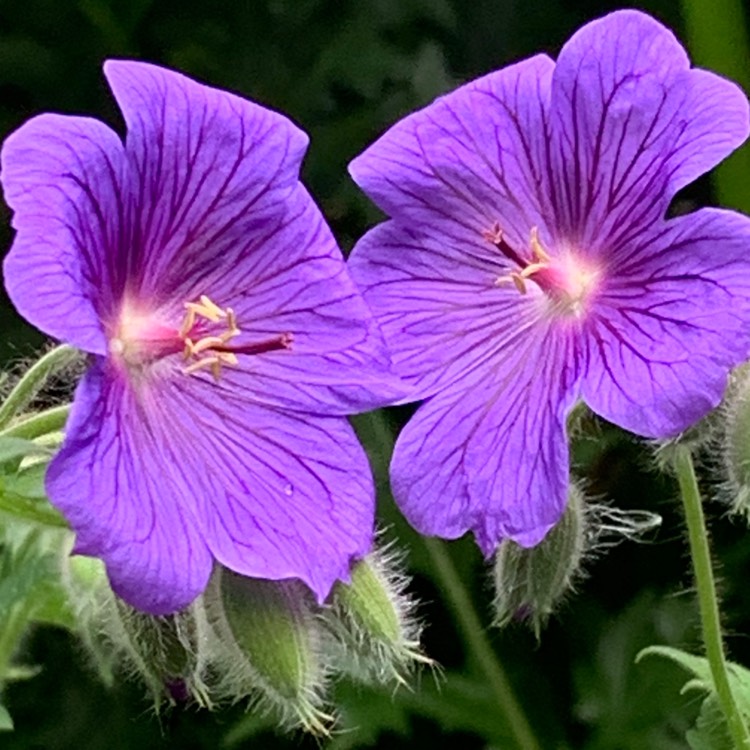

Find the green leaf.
xmin=0 ymin=537 xmax=74 ymax=631
xmin=574 ymin=594 xmax=697 ymax=750
xmin=29 ymin=577 xmax=75 ymax=630
xmin=637 ymin=645 xmax=750 ymax=749
xmin=0 ymin=486 xmax=67 ymax=528
xmin=0 ymin=703 xmax=13 ymax=731
xmin=0 ymin=436 xmax=49 ymax=465
xmin=687 ymin=695 xmax=734 ymax=750
xmin=0 ymin=552 xmax=52 ymax=613
xmin=637 ymin=646 xmax=713 ymax=692
xmin=0 ymin=460 xmax=67 ymax=528
xmin=8 ymin=462 xmax=48 ymax=499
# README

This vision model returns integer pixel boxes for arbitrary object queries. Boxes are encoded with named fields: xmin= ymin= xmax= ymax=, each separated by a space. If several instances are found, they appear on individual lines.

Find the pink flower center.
xmin=109 ymin=295 xmax=292 ymax=380
xmin=483 ymin=223 xmax=600 ymax=317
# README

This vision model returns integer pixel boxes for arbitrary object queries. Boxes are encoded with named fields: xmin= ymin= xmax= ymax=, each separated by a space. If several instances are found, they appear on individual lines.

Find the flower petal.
xmin=582 ymin=208 xmax=750 ymax=437
xmin=155 ymin=377 xmax=376 ymax=603
xmin=209 ymin=185 xmax=404 ymax=414
xmin=46 ymin=363 xmax=212 ymax=614
xmin=549 ymin=9 xmax=749 ymax=251
xmin=1 ymin=115 xmax=125 ymax=354
xmin=349 ymin=54 xmax=556 ymax=251
xmin=349 ymin=219 xmax=547 ymax=400
xmin=391 ymin=327 xmax=581 ymax=553
xmin=103 ymin=59 xmax=309 ymax=306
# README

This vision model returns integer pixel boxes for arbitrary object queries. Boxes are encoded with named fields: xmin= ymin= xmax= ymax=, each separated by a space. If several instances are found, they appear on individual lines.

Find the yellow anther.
xmin=495 ymin=272 xmax=528 ymax=294
xmin=226 ymin=308 xmax=239 ymax=334
xmin=190 ymin=335 xmax=227 ymax=355
xmin=511 ymin=273 xmax=527 ymax=294
xmin=184 ymin=351 xmax=238 ymax=381
xmin=179 ymin=308 xmax=196 ymax=339
xmin=519 ymin=261 xmax=548 ymax=279
xmin=530 ymin=227 xmax=550 ymax=263
xmin=179 ymin=295 xmax=243 ymax=381
xmin=197 ymin=295 xmax=226 ymax=321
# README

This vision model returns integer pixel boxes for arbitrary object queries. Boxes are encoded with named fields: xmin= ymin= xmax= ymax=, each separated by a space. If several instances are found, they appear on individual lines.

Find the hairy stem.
xmin=423 ymin=537 xmax=541 ymax=750
xmin=674 ymin=446 xmax=750 ymax=747
xmin=0 ymin=345 xmax=78 ymax=430
xmin=0 ymin=405 xmax=70 ymax=441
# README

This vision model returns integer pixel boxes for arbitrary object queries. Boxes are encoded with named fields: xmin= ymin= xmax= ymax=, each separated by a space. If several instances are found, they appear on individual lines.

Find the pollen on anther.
xmin=179 ymin=295 xmax=243 ymax=380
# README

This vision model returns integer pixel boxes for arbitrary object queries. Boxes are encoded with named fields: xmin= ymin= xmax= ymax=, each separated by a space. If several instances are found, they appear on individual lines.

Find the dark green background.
xmin=1 ymin=1 xmax=749 ymax=748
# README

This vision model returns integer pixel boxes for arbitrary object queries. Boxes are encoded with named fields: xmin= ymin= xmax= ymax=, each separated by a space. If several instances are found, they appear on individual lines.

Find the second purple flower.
xmin=348 ymin=11 xmax=750 ymax=554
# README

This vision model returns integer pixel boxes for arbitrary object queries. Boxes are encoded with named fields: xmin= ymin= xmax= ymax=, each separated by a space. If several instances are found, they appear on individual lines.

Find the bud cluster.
xmin=68 ymin=545 xmax=427 ymax=735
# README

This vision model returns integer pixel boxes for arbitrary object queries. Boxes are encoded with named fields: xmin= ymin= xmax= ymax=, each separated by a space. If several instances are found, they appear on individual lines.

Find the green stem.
xmin=423 ymin=537 xmax=541 ymax=750
xmin=0 ymin=529 xmax=42 ymax=693
xmin=0 ymin=606 xmax=32 ymax=694
xmin=0 ymin=405 xmax=70 ymax=441
xmin=673 ymin=446 xmax=750 ymax=748
xmin=0 ymin=345 xmax=78 ymax=431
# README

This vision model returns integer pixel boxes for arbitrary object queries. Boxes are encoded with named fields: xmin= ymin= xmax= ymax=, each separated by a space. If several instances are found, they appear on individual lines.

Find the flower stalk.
xmin=0 ymin=344 xmax=77 ymax=430
xmin=673 ymin=446 xmax=750 ymax=748
xmin=0 ymin=405 xmax=70 ymax=441
xmin=423 ymin=537 xmax=541 ymax=750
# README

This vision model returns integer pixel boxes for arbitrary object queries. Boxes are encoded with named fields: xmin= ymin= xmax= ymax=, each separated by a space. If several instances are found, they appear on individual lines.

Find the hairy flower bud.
xmin=492 ymin=486 xmax=587 ymax=636
xmin=324 ymin=549 xmax=428 ymax=685
xmin=64 ymin=554 xmax=209 ymax=707
xmin=114 ymin=604 xmax=208 ymax=705
xmin=205 ymin=568 xmax=331 ymax=734
xmin=717 ymin=365 xmax=750 ymax=518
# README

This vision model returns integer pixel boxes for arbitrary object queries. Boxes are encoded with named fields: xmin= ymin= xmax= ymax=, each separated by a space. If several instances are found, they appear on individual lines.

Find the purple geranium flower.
xmin=348 ymin=10 xmax=750 ymax=553
xmin=2 ymin=61 xmax=401 ymax=614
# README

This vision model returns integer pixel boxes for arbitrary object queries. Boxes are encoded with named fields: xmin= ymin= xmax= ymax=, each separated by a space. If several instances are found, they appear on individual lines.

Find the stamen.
xmin=184 ymin=351 xmax=239 ymax=381
xmin=487 ymin=224 xmax=553 ymax=292
xmin=530 ymin=226 xmax=550 ymax=263
xmin=485 ymin=222 xmax=600 ymax=316
xmin=178 ymin=295 xmax=292 ymax=381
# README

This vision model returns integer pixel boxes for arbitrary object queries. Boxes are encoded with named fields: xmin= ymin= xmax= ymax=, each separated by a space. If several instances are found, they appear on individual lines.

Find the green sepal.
xmin=326 ymin=553 xmax=427 ymax=686
xmin=492 ymin=486 xmax=586 ymax=636
xmin=212 ymin=569 xmax=331 ymax=734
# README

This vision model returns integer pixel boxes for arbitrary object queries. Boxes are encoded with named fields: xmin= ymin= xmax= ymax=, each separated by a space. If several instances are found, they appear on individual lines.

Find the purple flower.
xmin=2 ymin=61 xmax=401 ymax=614
xmin=348 ymin=10 xmax=750 ymax=553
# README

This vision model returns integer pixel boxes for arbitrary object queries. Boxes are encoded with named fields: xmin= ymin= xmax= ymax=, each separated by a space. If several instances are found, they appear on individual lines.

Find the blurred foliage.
xmin=1 ymin=0 xmax=750 ymax=748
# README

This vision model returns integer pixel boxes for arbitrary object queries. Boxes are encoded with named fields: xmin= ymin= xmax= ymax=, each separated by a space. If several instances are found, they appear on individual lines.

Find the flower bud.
xmin=324 ymin=549 xmax=428 ymax=685
xmin=205 ymin=569 xmax=331 ymax=734
xmin=113 ymin=603 xmax=207 ymax=706
xmin=720 ymin=365 xmax=750 ymax=518
xmin=492 ymin=485 xmax=587 ymax=637
xmin=62 ymin=551 xmax=208 ymax=706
